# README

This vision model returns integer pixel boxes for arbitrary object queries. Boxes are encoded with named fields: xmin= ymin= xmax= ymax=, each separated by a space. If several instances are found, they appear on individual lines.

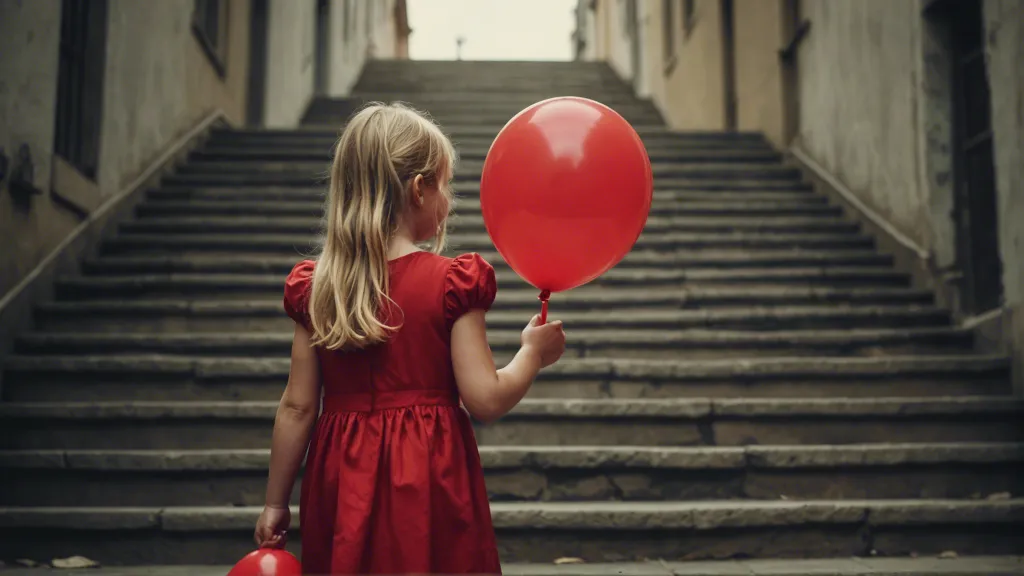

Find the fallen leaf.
xmin=986 ymin=491 xmax=1011 ymax=500
xmin=52 ymin=555 xmax=101 ymax=569
xmin=16 ymin=559 xmax=41 ymax=568
xmin=553 ymin=557 xmax=585 ymax=565
xmin=939 ymin=550 xmax=959 ymax=560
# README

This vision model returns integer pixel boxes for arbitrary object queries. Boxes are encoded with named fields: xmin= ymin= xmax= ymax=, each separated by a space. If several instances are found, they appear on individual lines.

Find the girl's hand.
xmin=521 ymin=314 xmax=566 ymax=368
xmin=254 ymin=505 xmax=290 ymax=549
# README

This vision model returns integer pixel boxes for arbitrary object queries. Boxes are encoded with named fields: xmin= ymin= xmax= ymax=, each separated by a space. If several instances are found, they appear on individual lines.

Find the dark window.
xmin=54 ymin=0 xmax=108 ymax=179
xmin=193 ymin=0 xmax=228 ymax=76
xmin=662 ymin=0 xmax=675 ymax=63
xmin=682 ymin=0 xmax=696 ymax=36
xmin=945 ymin=0 xmax=1003 ymax=313
xmin=315 ymin=0 xmax=330 ymax=94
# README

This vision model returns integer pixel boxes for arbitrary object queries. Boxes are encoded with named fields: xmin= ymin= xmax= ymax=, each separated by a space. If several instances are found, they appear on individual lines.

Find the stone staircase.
xmin=1 ymin=60 xmax=1023 ymax=570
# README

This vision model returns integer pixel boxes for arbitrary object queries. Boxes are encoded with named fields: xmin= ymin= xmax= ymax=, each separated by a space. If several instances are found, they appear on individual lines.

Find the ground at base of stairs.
xmin=1 ymin=557 xmax=1022 ymax=575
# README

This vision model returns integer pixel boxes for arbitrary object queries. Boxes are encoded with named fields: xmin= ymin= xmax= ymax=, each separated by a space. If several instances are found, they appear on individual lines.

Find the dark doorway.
xmin=246 ymin=0 xmax=268 ymax=126
xmin=54 ymin=0 xmax=108 ymax=179
xmin=943 ymin=0 xmax=1003 ymax=314
xmin=314 ymin=0 xmax=331 ymax=95
xmin=626 ymin=0 xmax=640 ymax=90
xmin=720 ymin=0 xmax=737 ymax=131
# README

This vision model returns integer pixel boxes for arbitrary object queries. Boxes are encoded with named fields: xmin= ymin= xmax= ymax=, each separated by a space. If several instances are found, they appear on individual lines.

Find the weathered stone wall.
xmin=100 ymin=0 xmax=251 ymax=194
xmin=796 ymin=0 xmax=933 ymax=252
xmin=329 ymin=0 xmax=397 ymax=96
xmin=0 ymin=0 xmax=75 ymax=299
xmin=262 ymin=0 xmax=316 ymax=128
xmin=983 ymin=0 xmax=1024 ymax=393
xmin=0 ymin=0 xmax=251 ymax=301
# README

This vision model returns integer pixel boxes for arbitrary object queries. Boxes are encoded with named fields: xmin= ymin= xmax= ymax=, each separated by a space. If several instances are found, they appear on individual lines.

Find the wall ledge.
xmin=0 ymin=109 xmax=228 ymax=391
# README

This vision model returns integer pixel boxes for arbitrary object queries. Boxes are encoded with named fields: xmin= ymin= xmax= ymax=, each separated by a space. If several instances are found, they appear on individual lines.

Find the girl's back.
xmin=284 ymin=251 xmax=495 ymax=409
xmin=285 ymin=250 xmax=501 ymax=574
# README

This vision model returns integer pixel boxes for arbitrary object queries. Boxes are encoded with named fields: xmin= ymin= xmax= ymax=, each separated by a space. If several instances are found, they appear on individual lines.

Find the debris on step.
xmin=939 ymin=550 xmax=959 ymax=559
xmin=15 ymin=558 xmax=42 ymax=567
xmin=987 ymin=491 xmax=1012 ymax=500
xmin=910 ymin=551 xmax=919 ymax=558
xmin=51 ymin=555 xmax=101 ymax=569
xmin=553 ymin=557 xmax=585 ymax=565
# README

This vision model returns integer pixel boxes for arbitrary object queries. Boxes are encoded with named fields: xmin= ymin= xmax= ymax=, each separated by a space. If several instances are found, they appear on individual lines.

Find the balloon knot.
xmin=538 ymin=290 xmax=551 ymax=302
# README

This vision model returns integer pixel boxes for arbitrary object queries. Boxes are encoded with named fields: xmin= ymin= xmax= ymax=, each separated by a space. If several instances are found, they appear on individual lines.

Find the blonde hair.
xmin=309 ymin=102 xmax=457 ymax=351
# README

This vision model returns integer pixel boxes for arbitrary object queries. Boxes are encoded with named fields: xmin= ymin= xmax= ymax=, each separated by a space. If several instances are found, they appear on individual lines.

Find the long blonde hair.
xmin=309 ymin=102 xmax=456 ymax=351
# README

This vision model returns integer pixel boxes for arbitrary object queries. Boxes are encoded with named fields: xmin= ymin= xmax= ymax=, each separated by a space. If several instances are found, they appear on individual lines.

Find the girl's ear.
xmin=411 ymin=174 xmax=425 ymax=206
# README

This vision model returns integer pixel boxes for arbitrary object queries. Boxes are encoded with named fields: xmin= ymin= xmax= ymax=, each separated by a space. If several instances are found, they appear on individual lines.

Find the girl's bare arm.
xmin=451 ymin=311 xmax=565 ymax=423
xmin=264 ymin=324 xmax=322 ymax=508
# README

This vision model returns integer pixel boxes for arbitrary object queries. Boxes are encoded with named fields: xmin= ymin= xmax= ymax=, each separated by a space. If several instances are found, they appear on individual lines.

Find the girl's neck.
xmin=387 ymin=233 xmax=421 ymax=261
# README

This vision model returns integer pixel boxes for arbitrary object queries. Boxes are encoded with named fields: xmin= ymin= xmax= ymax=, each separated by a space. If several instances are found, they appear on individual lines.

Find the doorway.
xmin=626 ymin=0 xmax=642 ymax=92
xmin=314 ymin=0 xmax=331 ymax=95
xmin=720 ymin=0 xmax=737 ymax=131
xmin=246 ymin=0 xmax=268 ymax=126
xmin=943 ymin=0 xmax=1003 ymax=314
xmin=54 ymin=0 xmax=108 ymax=179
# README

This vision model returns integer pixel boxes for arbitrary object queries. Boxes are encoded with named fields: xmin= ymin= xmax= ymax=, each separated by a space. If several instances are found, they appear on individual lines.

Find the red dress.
xmin=283 ymin=252 xmax=502 ymax=575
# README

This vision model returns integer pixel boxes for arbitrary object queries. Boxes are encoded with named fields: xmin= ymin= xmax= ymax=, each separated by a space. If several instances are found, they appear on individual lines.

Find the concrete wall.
xmin=583 ymin=0 xmax=731 ymax=131
xmin=983 ymin=0 xmax=1024 ymax=392
xmin=796 ymin=0 xmax=932 ymax=251
xmin=0 ymin=0 xmax=251 ymax=300
xmin=0 ymin=0 xmax=76 ymax=299
xmin=733 ymin=0 xmax=786 ymax=147
xmin=263 ymin=0 xmax=316 ymax=127
xmin=329 ymin=0 xmax=398 ymax=96
xmin=101 ymin=0 xmax=250 ymax=193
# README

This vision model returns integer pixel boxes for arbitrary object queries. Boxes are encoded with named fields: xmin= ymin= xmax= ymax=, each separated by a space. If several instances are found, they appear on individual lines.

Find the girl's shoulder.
xmin=442 ymin=253 xmax=497 ymax=328
xmin=283 ymin=259 xmax=316 ymax=326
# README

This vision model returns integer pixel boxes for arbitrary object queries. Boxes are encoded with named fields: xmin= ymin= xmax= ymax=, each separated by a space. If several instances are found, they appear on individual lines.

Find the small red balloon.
xmin=480 ymin=96 xmax=653 ymax=294
xmin=227 ymin=549 xmax=301 ymax=576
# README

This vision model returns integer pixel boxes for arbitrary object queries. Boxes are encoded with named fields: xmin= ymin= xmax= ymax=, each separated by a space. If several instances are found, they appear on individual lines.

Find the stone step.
xmin=2 ymin=353 xmax=1009 ymax=401
xmin=174 ymin=159 xmax=802 ymax=180
xmin=136 ymin=199 xmax=842 ymax=218
xmin=121 ymin=215 xmax=860 ymax=236
xmin=313 ymin=92 xmax=658 ymax=110
xmin=34 ymin=300 xmax=950 ymax=334
xmin=1 ymin=397 xmax=1020 ymax=450
xmin=349 ymin=81 xmax=639 ymax=93
xmin=99 ymin=232 xmax=877 ymax=255
xmin=191 ymin=145 xmax=781 ymax=163
xmin=301 ymin=110 xmax=664 ymax=125
xmin=209 ymin=132 xmax=775 ymax=151
xmin=161 ymin=171 xmax=807 ymax=189
xmin=54 ymin=280 xmax=930 ymax=311
xmin=145 ymin=186 xmax=817 ymax=203
xmin=81 ymin=251 xmax=896 ymax=276
xmin=3 ymin=443 xmax=1021 ymax=506
xmin=67 ymin=269 xmax=910 ymax=296
xmin=13 ymin=327 xmax=972 ymax=361
xmin=209 ymin=125 xmax=763 ymax=140
xmin=1 ymin=558 xmax=1022 ymax=576
xmin=1 ymin=500 xmax=1021 ymax=564
xmin=67 ymin=273 xmax=915 ymax=306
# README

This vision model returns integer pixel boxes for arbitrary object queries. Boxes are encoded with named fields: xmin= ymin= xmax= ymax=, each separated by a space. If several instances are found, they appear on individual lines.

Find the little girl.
xmin=253 ymin=103 xmax=566 ymax=574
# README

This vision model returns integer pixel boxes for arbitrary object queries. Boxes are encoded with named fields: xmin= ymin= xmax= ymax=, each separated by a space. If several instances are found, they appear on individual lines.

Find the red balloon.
xmin=227 ymin=549 xmax=301 ymax=576
xmin=480 ymin=96 xmax=652 ymax=293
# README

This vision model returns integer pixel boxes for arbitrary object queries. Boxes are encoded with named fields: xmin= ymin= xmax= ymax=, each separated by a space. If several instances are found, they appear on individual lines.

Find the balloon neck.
xmin=538 ymin=290 xmax=551 ymax=325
